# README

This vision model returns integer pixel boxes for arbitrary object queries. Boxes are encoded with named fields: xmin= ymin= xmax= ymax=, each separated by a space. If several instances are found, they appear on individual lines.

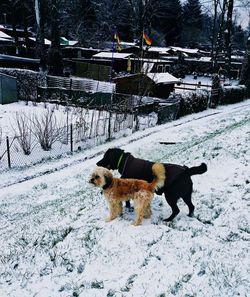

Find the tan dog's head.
xmin=89 ymin=166 xmax=113 ymax=189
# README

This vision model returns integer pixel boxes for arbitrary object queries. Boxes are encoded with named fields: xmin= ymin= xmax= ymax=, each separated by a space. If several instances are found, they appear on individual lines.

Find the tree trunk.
xmin=48 ymin=0 xmax=63 ymax=76
xmin=35 ymin=0 xmax=47 ymax=71
xmin=224 ymin=0 xmax=234 ymax=76
xmin=211 ymin=0 xmax=219 ymax=69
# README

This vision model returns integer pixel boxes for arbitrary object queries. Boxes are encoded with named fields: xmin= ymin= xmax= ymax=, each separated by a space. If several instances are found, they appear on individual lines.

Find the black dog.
xmin=96 ymin=148 xmax=207 ymax=221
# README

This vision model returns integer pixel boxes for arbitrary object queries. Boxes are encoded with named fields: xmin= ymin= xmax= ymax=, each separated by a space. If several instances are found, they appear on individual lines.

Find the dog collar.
xmin=117 ymin=153 xmax=123 ymax=170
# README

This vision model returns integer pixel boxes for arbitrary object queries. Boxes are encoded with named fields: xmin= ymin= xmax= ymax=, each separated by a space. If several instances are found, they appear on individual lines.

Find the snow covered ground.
xmin=0 ymin=100 xmax=250 ymax=297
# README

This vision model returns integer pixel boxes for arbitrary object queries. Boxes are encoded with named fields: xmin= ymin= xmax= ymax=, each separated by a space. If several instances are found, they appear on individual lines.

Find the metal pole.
xmin=70 ymin=123 xmax=73 ymax=152
xmin=6 ymin=136 xmax=11 ymax=168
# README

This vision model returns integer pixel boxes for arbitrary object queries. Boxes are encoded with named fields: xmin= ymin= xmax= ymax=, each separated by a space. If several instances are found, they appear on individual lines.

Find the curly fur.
xmin=89 ymin=164 xmax=165 ymax=226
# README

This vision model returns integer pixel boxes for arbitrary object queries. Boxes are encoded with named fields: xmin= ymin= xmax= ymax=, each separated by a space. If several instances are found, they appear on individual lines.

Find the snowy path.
xmin=0 ymin=100 xmax=250 ymax=297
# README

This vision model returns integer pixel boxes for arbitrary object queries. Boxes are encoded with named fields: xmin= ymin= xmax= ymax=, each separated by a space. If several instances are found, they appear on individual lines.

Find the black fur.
xmin=103 ymin=175 xmax=113 ymax=190
xmin=97 ymin=148 xmax=207 ymax=221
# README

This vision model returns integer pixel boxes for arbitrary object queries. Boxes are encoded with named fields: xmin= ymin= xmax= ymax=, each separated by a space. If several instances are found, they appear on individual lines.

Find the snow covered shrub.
xmin=157 ymin=102 xmax=180 ymax=124
xmin=12 ymin=112 xmax=32 ymax=155
xmin=0 ymin=68 xmax=46 ymax=102
xmin=220 ymin=85 xmax=246 ymax=105
xmin=31 ymin=108 xmax=63 ymax=151
xmin=176 ymin=90 xmax=209 ymax=117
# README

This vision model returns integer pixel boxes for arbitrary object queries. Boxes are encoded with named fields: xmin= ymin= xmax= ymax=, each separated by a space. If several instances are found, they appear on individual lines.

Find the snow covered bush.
xmin=170 ymin=90 xmax=210 ymax=117
xmin=0 ymin=68 xmax=46 ymax=102
xmin=221 ymin=85 xmax=246 ymax=105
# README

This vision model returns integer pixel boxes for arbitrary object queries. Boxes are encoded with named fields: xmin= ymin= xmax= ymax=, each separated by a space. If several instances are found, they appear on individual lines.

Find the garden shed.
xmin=0 ymin=72 xmax=17 ymax=104
xmin=114 ymin=72 xmax=180 ymax=98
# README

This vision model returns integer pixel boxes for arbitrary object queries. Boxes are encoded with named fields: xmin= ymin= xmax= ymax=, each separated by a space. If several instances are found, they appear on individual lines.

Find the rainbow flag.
xmin=143 ymin=32 xmax=152 ymax=46
xmin=114 ymin=31 xmax=121 ymax=51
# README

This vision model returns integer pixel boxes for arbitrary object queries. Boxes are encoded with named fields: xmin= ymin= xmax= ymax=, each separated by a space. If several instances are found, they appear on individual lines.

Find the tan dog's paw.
xmin=105 ymin=216 xmax=117 ymax=222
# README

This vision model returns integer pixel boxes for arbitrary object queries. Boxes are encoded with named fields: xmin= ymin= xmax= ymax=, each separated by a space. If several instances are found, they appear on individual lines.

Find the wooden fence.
xmin=175 ymin=82 xmax=212 ymax=91
xmin=47 ymin=75 xmax=115 ymax=93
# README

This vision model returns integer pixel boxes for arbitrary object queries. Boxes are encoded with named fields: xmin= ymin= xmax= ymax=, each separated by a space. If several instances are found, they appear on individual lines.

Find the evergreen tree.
xmin=152 ymin=0 xmax=182 ymax=46
xmin=1 ymin=0 xmax=23 ymax=54
xmin=64 ymin=0 xmax=97 ymax=46
xmin=90 ymin=0 xmax=132 ymax=44
xmin=182 ymin=0 xmax=202 ymax=28
xmin=182 ymin=0 xmax=203 ymax=46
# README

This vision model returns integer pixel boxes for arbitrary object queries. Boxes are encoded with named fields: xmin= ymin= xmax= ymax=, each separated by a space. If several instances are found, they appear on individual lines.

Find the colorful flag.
xmin=114 ymin=31 xmax=121 ymax=51
xmin=143 ymin=32 xmax=152 ymax=46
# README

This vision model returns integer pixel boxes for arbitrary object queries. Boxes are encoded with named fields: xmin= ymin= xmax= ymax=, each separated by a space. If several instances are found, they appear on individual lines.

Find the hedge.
xmin=169 ymin=90 xmax=210 ymax=117
xmin=220 ymin=85 xmax=246 ymax=105
xmin=0 ymin=68 xmax=46 ymax=101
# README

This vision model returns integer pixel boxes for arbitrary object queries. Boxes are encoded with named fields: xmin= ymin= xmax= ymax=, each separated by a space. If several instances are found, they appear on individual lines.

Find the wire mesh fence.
xmin=0 ymin=108 xmax=157 ymax=172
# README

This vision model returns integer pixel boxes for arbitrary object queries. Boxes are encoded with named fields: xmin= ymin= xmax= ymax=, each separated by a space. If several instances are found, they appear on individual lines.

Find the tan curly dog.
xmin=89 ymin=164 xmax=165 ymax=226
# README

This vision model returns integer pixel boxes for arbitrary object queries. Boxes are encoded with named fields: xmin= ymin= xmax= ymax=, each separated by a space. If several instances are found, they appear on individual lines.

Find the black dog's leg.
xmin=182 ymin=186 xmax=194 ymax=217
xmin=163 ymin=194 xmax=180 ymax=222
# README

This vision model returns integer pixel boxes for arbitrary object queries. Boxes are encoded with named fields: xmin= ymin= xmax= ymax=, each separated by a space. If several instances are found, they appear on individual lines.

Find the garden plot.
xmin=0 ymin=101 xmax=157 ymax=171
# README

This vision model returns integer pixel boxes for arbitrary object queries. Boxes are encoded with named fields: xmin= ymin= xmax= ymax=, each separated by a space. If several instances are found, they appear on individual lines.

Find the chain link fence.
xmin=0 ymin=108 xmax=158 ymax=172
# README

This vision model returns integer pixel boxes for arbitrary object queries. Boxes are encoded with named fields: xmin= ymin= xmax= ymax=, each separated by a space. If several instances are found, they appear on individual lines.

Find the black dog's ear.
xmin=96 ymin=158 xmax=104 ymax=166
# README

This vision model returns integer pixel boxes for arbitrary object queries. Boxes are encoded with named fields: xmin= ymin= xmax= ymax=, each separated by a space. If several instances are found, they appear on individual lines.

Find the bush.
xmin=220 ymin=85 xmax=246 ymax=105
xmin=171 ymin=90 xmax=210 ymax=117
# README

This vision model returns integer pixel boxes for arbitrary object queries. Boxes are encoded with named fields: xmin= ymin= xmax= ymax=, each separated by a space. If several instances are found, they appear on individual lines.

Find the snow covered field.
xmin=0 ymin=100 xmax=250 ymax=297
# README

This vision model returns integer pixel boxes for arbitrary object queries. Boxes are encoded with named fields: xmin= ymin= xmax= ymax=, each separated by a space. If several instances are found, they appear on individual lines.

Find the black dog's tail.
xmin=187 ymin=163 xmax=207 ymax=176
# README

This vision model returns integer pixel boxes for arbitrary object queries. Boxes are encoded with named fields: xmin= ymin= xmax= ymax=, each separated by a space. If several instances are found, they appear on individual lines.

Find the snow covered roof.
xmin=0 ymin=54 xmax=39 ymax=63
xmin=29 ymin=37 xmax=51 ymax=45
xmin=147 ymin=72 xmax=180 ymax=84
xmin=0 ymin=30 xmax=12 ymax=39
xmin=60 ymin=37 xmax=78 ymax=46
xmin=170 ymin=47 xmax=200 ymax=55
xmin=199 ymin=57 xmax=212 ymax=62
xmin=130 ymin=58 xmax=171 ymax=63
xmin=93 ymin=52 xmax=133 ymax=59
xmin=120 ymin=41 xmax=137 ymax=47
xmin=147 ymin=46 xmax=171 ymax=53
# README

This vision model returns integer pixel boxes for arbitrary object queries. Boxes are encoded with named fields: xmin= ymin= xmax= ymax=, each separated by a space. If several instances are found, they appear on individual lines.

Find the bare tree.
xmin=224 ymin=0 xmax=234 ymax=74
xmin=211 ymin=0 xmax=236 ymax=74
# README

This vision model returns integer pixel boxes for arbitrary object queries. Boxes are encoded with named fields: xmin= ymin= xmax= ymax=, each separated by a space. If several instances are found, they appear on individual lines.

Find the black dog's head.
xmin=96 ymin=148 xmax=124 ymax=170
